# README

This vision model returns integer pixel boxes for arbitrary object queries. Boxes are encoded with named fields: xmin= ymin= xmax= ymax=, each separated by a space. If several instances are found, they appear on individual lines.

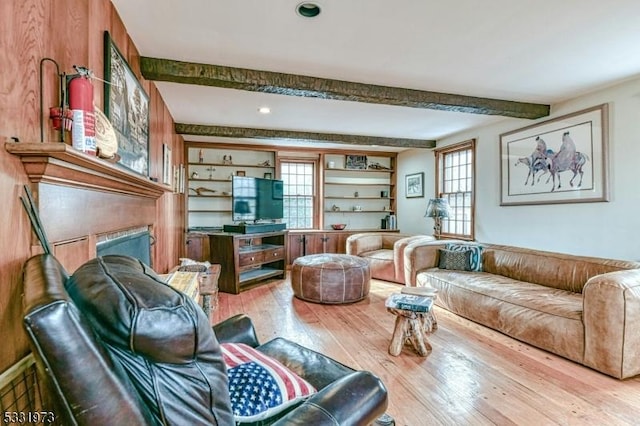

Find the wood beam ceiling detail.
xmin=141 ymin=57 xmax=550 ymax=119
xmin=175 ymin=124 xmax=436 ymax=149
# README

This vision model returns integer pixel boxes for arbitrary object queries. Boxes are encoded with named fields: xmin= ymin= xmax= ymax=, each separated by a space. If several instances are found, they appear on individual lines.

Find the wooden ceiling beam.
xmin=174 ymin=124 xmax=436 ymax=149
xmin=141 ymin=57 xmax=550 ymax=119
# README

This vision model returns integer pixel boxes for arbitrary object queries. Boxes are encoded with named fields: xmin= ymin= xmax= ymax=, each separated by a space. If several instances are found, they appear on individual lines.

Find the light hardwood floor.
xmin=212 ymin=278 xmax=640 ymax=425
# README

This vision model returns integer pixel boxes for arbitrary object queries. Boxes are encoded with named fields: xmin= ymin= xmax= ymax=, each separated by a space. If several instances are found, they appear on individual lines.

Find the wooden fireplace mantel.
xmin=5 ymin=142 xmax=170 ymax=198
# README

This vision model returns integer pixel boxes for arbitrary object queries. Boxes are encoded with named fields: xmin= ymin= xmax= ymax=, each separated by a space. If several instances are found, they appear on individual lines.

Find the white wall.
xmin=397 ymin=148 xmax=434 ymax=235
xmin=398 ymin=76 xmax=640 ymax=261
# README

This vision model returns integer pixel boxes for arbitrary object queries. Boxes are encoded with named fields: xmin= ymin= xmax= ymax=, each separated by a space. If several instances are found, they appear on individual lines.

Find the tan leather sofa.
xmin=346 ymin=233 xmax=434 ymax=283
xmin=403 ymin=240 xmax=640 ymax=379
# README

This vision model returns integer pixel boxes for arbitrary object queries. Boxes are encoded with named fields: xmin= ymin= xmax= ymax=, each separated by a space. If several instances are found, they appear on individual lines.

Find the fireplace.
xmin=96 ymin=226 xmax=152 ymax=266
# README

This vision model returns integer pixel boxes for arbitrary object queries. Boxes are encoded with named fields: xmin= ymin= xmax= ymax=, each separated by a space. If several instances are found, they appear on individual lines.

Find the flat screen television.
xmin=232 ymin=176 xmax=284 ymax=222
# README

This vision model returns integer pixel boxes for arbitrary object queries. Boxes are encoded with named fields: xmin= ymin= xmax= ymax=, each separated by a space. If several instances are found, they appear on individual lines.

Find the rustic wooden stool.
xmin=386 ymin=288 xmax=437 ymax=357
xmin=387 ymin=307 xmax=437 ymax=356
xmin=198 ymin=264 xmax=221 ymax=323
xmin=175 ymin=263 xmax=221 ymax=325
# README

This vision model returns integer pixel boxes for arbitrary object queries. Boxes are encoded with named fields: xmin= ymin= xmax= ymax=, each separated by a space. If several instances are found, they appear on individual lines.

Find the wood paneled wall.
xmin=0 ymin=0 xmax=184 ymax=372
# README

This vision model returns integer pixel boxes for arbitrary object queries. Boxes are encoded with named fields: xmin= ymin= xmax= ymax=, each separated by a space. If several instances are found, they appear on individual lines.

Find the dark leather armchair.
xmin=22 ymin=254 xmax=388 ymax=425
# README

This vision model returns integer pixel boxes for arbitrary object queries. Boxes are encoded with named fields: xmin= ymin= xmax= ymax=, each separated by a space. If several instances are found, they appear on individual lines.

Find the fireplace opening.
xmin=96 ymin=227 xmax=152 ymax=266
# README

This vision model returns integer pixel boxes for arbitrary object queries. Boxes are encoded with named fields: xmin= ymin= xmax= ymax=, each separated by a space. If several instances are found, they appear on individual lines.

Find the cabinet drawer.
xmin=239 ymin=251 xmax=263 ymax=266
xmin=262 ymin=247 xmax=285 ymax=261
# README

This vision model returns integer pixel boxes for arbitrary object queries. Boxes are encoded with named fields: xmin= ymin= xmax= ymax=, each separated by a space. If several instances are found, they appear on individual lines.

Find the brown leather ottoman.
xmin=291 ymin=254 xmax=371 ymax=304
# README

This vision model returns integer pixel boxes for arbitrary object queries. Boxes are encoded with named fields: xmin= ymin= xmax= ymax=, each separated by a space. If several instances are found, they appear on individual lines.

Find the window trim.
xmin=434 ymin=139 xmax=476 ymax=241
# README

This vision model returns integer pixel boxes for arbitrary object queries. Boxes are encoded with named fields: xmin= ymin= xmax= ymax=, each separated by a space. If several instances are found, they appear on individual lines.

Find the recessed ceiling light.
xmin=258 ymin=107 xmax=271 ymax=114
xmin=296 ymin=2 xmax=321 ymax=18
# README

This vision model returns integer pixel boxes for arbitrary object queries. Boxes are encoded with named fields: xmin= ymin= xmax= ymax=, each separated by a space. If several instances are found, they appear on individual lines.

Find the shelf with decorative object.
xmin=322 ymin=153 xmax=396 ymax=230
xmin=187 ymin=162 xmax=275 ymax=169
xmin=189 ymin=178 xmax=233 ymax=183
xmin=324 ymin=182 xmax=393 ymax=186
xmin=186 ymin=145 xmax=276 ymax=229
xmin=324 ymin=210 xmax=395 ymax=213
xmin=324 ymin=196 xmax=395 ymax=200
xmin=323 ymin=168 xmax=393 ymax=173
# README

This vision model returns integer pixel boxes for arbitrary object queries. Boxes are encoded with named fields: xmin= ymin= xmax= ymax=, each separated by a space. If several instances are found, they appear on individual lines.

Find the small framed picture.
xmin=264 ymin=172 xmax=272 ymax=179
xmin=405 ymin=172 xmax=424 ymax=198
xmin=236 ymin=170 xmax=246 ymax=177
xmin=345 ymin=155 xmax=367 ymax=170
xmin=162 ymin=143 xmax=172 ymax=186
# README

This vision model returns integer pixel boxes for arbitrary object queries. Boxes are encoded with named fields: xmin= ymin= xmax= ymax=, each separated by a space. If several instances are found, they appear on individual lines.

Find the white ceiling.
xmin=111 ymin=0 xmax=640 ymax=151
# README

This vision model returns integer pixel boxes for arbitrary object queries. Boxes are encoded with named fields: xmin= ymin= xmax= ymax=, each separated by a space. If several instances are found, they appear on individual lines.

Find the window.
xmin=435 ymin=139 xmax=475 ymax=240
xmin=280 ymin=161 xmax=316 ymax=229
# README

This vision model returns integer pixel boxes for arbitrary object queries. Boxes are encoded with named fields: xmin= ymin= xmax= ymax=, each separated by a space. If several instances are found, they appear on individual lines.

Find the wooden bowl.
xmin=331 ymin=224 xmax=347 ymax=230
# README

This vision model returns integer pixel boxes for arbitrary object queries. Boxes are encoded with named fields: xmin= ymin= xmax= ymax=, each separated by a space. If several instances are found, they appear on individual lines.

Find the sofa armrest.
xmin=346 ymin=233 xmax=383 ymax=256
xmin=212 ymin=313 xmax=260 ymax=347
xmin=583 ymin=269 xmax=640 ymax=379
xmin=393 ymin=236 xmax=435 ymax=284
xmin=403 ymin=240 xmax=453 ymax=286
xmin=346 ymin=233 xmax=418 ymax=256
xmin=272 ymin=371 xmax=388 ymax=426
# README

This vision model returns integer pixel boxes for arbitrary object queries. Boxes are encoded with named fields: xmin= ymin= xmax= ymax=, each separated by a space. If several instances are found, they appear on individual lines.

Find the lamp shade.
xmin=425 ymin=198 xmax=451 ymax=218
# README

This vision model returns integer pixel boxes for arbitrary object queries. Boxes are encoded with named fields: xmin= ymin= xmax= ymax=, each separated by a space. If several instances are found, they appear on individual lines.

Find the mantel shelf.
xmin=5 ymin=142 xmax=171 ymax=199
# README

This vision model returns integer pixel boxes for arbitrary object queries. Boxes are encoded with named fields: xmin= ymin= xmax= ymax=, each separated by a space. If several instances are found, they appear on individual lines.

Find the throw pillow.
xmin=438 ymin=248 xmax=472 ymax=271
xmin=221 ymin=343 xmax=316 ymax=423
xmin=445 ymin=243 xmax=484 ymax=271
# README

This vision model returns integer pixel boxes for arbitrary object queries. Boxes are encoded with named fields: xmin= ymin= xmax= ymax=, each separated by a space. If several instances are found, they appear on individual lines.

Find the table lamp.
xmin=425 ymin=198 xmax=451 ymax=238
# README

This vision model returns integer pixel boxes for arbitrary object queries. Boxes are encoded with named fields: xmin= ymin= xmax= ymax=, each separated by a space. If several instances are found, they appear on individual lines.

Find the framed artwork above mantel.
xmin=103 ymin=31 xmax=150 ymax=177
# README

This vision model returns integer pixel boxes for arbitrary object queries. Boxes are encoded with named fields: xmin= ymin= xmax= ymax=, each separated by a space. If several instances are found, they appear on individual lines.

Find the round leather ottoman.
xmin=291 ymin=254 xmax=370 ymax=304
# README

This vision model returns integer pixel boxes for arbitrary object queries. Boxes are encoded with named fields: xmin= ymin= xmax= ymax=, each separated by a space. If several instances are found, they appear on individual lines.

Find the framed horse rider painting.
xmin=499 ymin=104 xmax=609 ymax=206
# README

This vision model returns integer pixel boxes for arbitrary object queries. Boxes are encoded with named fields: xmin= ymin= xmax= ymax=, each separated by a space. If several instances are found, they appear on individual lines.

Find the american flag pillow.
xmin=221 ymin=342 xmax=316 ymax=422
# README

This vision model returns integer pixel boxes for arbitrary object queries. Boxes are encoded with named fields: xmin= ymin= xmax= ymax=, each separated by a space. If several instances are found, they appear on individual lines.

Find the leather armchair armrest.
xmin=346 ymin=233 xmax=416 ymax=256
xmin=583 ymin=269 xmax=640 ymax=379
xmin=346 ymin=233 xmax=383 ymax=256
xmin=403 ymin=240 xmax=452 ymax=286
xmin=273 ymin=371 xmax=388 ymax=426
xmin=212 ymin=313 xmax=260 ymax=347
xmin=393 ymin=236 xmax=435 ymax=283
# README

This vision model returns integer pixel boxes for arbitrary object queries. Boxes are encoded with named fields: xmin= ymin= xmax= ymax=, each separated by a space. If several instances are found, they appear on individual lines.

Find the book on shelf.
xmin=385 ymin=293 xmax=434 ymax=312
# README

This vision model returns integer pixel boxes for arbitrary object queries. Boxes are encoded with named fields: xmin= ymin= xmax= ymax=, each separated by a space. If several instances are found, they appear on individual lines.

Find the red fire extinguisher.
xmin=68 ymin=66 xmax=96 ymax=155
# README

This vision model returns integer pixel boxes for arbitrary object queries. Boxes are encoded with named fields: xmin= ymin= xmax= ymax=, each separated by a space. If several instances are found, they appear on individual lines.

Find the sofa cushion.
xmin=445 ymin=243 xmax=484 ymax=271
xmin=361 ymin=249 xmax=396 ymax=282
xmin=361 ymin=249 xmax=394 ymax=262
xmin=222 ymin=343 xmax=316 ymax=422
xmin=417 ymin=269 xmax=584 ymax=362
xmin=481 ymin=244 xmax=640 ymax=293
xmin=438 ymin=249 xmax=472 ymax=271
